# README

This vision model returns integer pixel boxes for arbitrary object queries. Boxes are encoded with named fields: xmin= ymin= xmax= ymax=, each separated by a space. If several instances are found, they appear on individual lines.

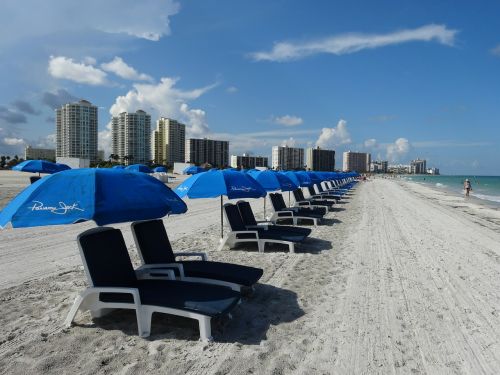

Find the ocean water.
xmin=403 ymin=175 xmax=500 ymax=205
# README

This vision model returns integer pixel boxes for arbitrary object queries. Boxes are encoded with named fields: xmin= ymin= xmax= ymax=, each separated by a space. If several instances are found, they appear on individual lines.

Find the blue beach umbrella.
xmin=293 ymin=171 xmax=314 ymax=187
xmin=183 ymin=166 xmax=207 ymax=175
xmin=0 ymin=168 xmax=187 ymax=229
xmin=175 ymin=169 xmax=266 ymax=237
xmin=248 ymin=170 xmax=299 ymax=216
xmin=13 ymin=160 xmax=70 ymax=175
xmin=112 ymin=165 xmax=125 ymax=169
xmin=153 ymin=166 xmax=167 ymax=173
xmin=126 ymin=164 xmax=152 ymax=173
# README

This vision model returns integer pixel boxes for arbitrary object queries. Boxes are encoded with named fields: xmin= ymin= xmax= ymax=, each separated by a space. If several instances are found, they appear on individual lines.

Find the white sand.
xmin=0 ymin=174 xmax=500 ymax=374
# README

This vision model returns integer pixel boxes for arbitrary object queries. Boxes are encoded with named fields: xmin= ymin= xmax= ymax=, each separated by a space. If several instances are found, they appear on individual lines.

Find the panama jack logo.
xmin=230 ymin=186 xmax=254 ymax=192
xmin=176 ymin=186 xmax=189 ymax=192
xmin=29 ymin=201 xmax=84 ymax=215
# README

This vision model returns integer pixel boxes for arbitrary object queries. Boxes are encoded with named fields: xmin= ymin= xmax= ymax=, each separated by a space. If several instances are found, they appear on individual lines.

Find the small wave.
xmin=436 ymin=183 xmax=446 ymax=188
xmin=471 ymin=193 xmax=500 ymax=203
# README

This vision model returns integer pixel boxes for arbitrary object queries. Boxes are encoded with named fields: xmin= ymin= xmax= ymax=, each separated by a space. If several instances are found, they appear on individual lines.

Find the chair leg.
xmin=64 ymin=294 xmax=85 ymax=327
xmin=217 ymin=236 xmax=228 ymax=251
xmin=289 ymin=242 xmax=295 ymax=253
xmin=198 ymin=316 xmax=213 ymax=342
xmin=137 ymin=307 xmax=153 ymax=337
xmin=258 ymin=240 xmax=265 ymax=253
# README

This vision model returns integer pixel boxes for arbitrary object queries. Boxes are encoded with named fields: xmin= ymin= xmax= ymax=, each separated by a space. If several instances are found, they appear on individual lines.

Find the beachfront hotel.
xmin=230 ymin=153 xmax=269 ymax=169
xmin=56 ymin=99 xmax=98 ymax=163
xmin=410 ymin=158 xmax=427 ymax=174
xmin=151 ymin=118 xmax=186 ymax=165
xmin=272 ymin=146 xmax=304 ymax=170
xmin=342 ymin=151 xmax=371 ymax=172
xmin=306 ymin=146 xmax=335 ymax=171
xmin=24 ymin=146 xmax=55 ymax=161
xmin=371 ymin=160 xmax=388 ymax=173
xmin=185 ymin=138 xmax=229 ymax=167
xmin=111 ymin=110 xmax=151 ymax=165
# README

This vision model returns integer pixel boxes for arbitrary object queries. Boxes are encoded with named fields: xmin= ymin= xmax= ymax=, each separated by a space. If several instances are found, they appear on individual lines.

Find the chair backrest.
xmin=30 ymin=176 xmax=41 ymax=184
xmin=317 ymin=184 xmax=325 ymax=193
xmin=131 ymin=219 xmax=175 ymax=264
xmin=292 ymin=189 xmax=302 ymax=202
xmin=224 ymin=203 xmax=247 ymax=231
xmin=77 ymin=227 xmax=137 ymax=288
xmin=275 ymin=193 xmax=288 ymax=209
xmin=269 ymin=193 xmax=285 ymax=211
xmin=307 ymin=186 xmax=316 ymax=196
xmin=236 ymin=201 xmax=258 ymax=226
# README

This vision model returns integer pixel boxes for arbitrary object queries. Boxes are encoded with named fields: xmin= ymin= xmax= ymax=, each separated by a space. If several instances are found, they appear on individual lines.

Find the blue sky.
xmin=0 ymin=0 xmax=499 ymax=174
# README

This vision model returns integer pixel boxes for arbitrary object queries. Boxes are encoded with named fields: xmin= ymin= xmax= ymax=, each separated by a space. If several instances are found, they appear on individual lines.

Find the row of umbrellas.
xmin=0 ymin=166 xmax=358 ymax=238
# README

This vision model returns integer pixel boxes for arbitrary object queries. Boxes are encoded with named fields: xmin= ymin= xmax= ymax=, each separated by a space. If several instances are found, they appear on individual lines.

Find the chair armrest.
xmin=231 ymin=230 xmax=259 ymax=239
xmin=246 ymin=224 xmax=269 ymax=230
xmin=276 ymin=211 xmax=293 ymax=217
xmin=295 ymin=201 xmax=311 ymax=206
xmin=137 ymin=263 xmax=185 ymax=278
xmin=174 ymin=252 xmax=208 ymax=261
xmin=84 ymin=287 xmax=141 ymax=306
xmin=136 ymin=268 xmax=176 ymax=280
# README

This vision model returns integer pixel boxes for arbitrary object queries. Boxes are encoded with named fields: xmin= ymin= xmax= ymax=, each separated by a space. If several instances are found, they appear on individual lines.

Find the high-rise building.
xmin=185 ymin=138 xmax=229 ymax=167
xmin=342 ymin=151 xmax=371 ymax=172
xmin=25 ymin=146 xmax=55 ymax=161
xmin=410 ymin=159 xmax=427 ymax=174
xmin=306 ymin=147 xmax=335 ymax=171
xmin=271 ymin=146 xmax=304 ymax=170
xmin=230 ymin=154 xmax=268 ymax=169
xmin=56 ymin=99 xmax=98 ymax=162
xmin=111 ymin=110 xmax=151 ymax=165
xmin=151 ymin=118 xmax=186 ymax=165
xmin=370 ymin=160 xmax=388 ymax=173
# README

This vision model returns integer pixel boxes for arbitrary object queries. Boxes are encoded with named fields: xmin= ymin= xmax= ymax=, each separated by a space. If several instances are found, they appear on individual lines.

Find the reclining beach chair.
xmin=131 ymin=219 xmax=263 ymax=292
xmin=236 ymin=200 xmax=312 ymax=237
xmin=65 ymin=227 xmax=241 ymax=341
xmin=218 ymin=203 xmax=307 ymax=253
xmin=268 ymin=193 xmax=322 ymax=226
xmin=293 ymin=189 xmax=335 ymax=211
xmin=307 ymin=186 xmax=341 ymax=201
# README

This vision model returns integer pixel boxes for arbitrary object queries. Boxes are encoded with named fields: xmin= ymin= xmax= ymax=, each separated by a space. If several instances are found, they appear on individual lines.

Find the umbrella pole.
xmin=288 ymin=191 xmax=291 ymax=206
xmin=220 ymin=195 xmax=223 ymax=238
xmin=264 ymin=197 xmax=266 ymax=219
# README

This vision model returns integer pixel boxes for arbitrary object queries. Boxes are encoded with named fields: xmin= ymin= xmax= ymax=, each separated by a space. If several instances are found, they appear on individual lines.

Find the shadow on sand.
xmin=78 ymin=283 xmax=304 ymax=344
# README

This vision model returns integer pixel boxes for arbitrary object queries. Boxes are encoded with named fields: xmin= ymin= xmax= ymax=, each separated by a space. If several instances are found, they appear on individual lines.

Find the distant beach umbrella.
xmin=305 ymin=171 xmax=322 ymax=184
xmin=112 ymin=165 xmax=125 ymax=169
xmin=0 ymin=169 xmax=187 ymax=229
xmin=248 ymin=170 xmax=298 ymax=216
xmin=13 ymin=160 xmax=71 ymax=176
xmin=175 ymin=169 xmax=266 ymax=237
xmin=292 ymin=171 xmax=314 ymax=187
xmin=153 ymin=166 xmax=167 ymax=173
xmin=183 ymin=166 xmax=207 ymax=175
xmin=125 ymin=164 xmax=152 ymax=173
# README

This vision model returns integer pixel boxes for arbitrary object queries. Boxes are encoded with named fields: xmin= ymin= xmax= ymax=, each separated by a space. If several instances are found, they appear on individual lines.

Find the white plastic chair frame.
xmin=218 ymin=203 xmax=296 ymax=253
xmin=65 ymin=227 xmax=216 ymax=341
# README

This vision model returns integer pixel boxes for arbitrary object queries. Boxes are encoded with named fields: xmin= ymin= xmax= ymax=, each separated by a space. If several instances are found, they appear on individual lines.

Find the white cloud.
xmin=226 ymin=86 xmax=238 ymax=94
xmin=3 ymin=137 xmax=25 ymax=146
xmin=251 ymin=24 xmax=458 ymax=62
xmin=364 ymin=138 xmax=378 ymax=148
xmin=273 ymin=115 xmax=303 ymax=127
xmin=0 ymin=0 xmax=180 ymax=46
xmin=34 ymin=134 xmax=56 ymax=149
xmin=101 ymin=57 xmax=153 ymax=81
xmin=315 ymin=119 xmax=351 ymax=148
xmin=109 ymin=77 xmax=216 ymax=138
xmin=48 ymin=56 xmax=108 ymax=85
xmin=98 ymin=122 xmax=113 ymax=158
xmin=490 ymin=44 xmax=500 ymax=56
xmin=281 ymin=137 xmax=297 ymax=147
xmin=386 ymin=138 xmax=411 ymax=162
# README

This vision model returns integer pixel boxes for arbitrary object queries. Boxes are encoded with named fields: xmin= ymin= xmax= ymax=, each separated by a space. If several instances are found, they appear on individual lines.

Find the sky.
xmin=0 ymin=0 xmax=499 ymax=175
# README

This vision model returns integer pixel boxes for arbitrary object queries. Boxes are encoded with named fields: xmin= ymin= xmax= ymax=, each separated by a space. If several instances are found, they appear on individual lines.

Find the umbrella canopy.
xmin=279 ymin=171 xmax=301 ymax=187
xmin=306 ymin=171 xmax=322 ymax=184
xmin=175 ymin=170 xmax=266 ymax=237
xmin=0 ymin=169 xmax=187 ymax=229
xmin=153 ymin=166 xmax=167 ymax=173
xmin=125 ymin=164 xmax=152 ymax=173
xmin=176 ymin=170 xmax=266 ymax=199
xmin=13 ymin=160 xmax=70 ymax=175
xmin=183 ymin=166 xmax=207 ymax=175
xmin=112 ymin=165 xmax=125 ymax=169
xmin=293 ymin=171 xmax=314 ymax=187
xmin=248 ymin=170 xmax=298 ymax=192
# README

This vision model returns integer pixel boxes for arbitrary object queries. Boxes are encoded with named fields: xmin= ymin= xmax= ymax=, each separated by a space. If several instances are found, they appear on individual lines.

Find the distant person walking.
xmin=464 ymin=178 xmax=472 ymax=197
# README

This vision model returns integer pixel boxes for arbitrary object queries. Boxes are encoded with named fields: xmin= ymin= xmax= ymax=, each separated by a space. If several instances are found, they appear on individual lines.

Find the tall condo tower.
xmin=56 ymin=99 xmax=98 ymax=162
xmin=151 ymin=118 xmax=186 ymax=165
xmin=111 ymin=110 xmax=151 ymax=165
